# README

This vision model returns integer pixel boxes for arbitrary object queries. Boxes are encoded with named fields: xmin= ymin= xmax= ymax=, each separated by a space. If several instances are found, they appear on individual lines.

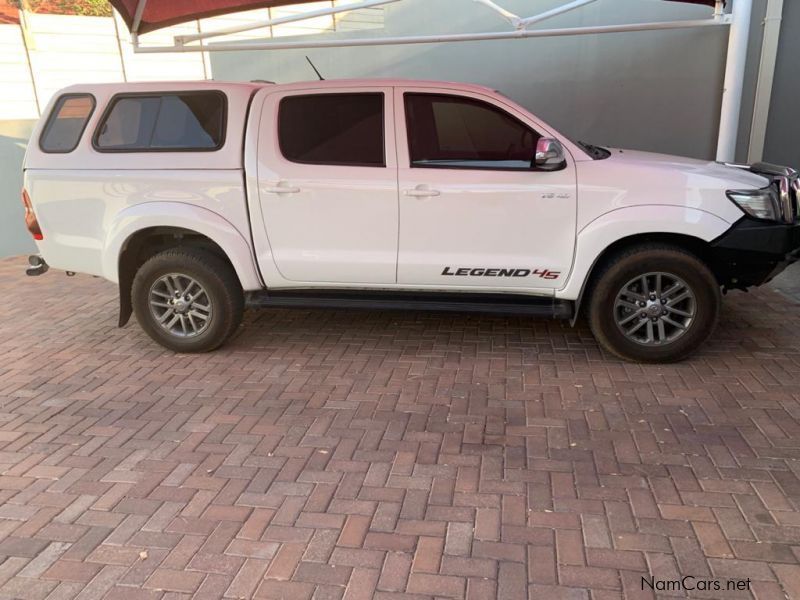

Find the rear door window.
xmin=40 ymin=94 xmax=95 ymax=153
xmin=278 ymin=93 xmax=385 ymax=167
xmin=94 ymin=92 xmax=226 ymax=151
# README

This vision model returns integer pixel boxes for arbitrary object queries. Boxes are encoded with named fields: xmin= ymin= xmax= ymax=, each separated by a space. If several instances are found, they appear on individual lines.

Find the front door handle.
xmin=404 ymin=186 xmax=441 ymax=198
xmin=264 ymin=181 xmax=301 ymax=194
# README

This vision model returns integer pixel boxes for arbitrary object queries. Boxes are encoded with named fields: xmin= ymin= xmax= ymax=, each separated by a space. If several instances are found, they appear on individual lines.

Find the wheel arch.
xmin=558 ymin=205 xmax=733 ymax=325
xmin=104 ymin=202 xmax=263 ymax=327
xmin=568 ymin=231 xmax=718 ymax=326
xmin=117 ymin=226 xmax=242 ymax=327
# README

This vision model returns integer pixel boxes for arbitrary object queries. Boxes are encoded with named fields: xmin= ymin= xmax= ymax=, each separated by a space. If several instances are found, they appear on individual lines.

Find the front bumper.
xmin=710 ymin=217 xmax=800 ymax=289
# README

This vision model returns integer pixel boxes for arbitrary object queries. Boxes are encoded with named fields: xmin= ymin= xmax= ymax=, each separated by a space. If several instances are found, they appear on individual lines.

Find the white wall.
xmin=0 ymin=120 xmax=36 ymax=259
xmin=0 ymin=13 xmax=210 ymax=120
xmin=0 ymin=22 xmax=38 ymax=119
xmin=0 ymin=2 xmax=385 ymax=120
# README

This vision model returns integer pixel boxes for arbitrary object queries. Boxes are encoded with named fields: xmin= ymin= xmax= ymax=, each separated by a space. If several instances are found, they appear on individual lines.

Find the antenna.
xmin=305 ymin=56 xmax=325 ymax=81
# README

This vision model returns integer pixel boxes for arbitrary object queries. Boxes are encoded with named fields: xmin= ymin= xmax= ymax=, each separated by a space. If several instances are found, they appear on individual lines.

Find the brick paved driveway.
xmin=2 ymin=255 xmax=800 ymax=600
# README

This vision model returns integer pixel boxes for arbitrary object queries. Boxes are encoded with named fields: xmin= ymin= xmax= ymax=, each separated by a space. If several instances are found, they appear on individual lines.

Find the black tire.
xmin=587 ymin=244 xmax=720 ymax=363
xmin=132 ymin=247 xmax=244 ymax=353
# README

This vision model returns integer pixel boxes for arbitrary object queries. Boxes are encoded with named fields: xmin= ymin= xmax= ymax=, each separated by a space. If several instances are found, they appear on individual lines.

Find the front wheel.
xmin=588 ymin=245 xmax=720 ymax=363
xmin=132 ymin=247 xmax=244 ymax=353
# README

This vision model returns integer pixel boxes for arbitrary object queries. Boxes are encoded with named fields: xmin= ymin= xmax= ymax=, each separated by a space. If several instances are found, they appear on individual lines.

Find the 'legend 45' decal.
xmin=441 ymin=267 xmax=561 ymax=280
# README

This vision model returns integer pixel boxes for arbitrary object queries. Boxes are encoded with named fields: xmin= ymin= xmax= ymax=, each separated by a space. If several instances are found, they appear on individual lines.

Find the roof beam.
xmin=516 ymin=0 xmax=598 ymax=30
xmin=472 ymin=0 xmax=521 ymax=28
xmin=132 ymin=17 xmax=727 ymax=53
xmin=174 ymin=0 xmax=401 ymax=46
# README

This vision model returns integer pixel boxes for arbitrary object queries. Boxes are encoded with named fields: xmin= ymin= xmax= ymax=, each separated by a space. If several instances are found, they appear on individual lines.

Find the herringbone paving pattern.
xmin=2 ymin=255 xmax=800 ymax=599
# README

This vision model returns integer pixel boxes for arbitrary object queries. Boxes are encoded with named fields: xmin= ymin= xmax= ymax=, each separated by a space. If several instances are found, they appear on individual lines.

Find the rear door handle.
xmin=404 ymin=186 xmax=441 ymax=198
xmin=264 ymin=181 xmax=301 ymax=194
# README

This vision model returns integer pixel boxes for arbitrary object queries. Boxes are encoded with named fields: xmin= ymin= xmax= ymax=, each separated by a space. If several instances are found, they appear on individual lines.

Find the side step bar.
xmin=246 ymin=290 xmax=574 ymax=319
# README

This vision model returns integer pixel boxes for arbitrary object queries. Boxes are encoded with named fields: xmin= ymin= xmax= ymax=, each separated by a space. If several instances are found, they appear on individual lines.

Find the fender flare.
xmin=104 ymin=202 xmax=263 ymax=326
xmin=556 ymin=206 xmax=733 ymax=320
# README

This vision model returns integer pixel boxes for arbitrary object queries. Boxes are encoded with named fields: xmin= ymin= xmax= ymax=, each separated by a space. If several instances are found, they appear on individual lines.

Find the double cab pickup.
xmin=21 ymin=79 xmax=800 ymax=362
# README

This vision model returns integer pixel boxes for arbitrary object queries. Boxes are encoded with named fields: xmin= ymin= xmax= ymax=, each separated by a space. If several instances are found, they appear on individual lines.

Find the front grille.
xmin=779 ymin=177 xmax=793 ymax=223
xmin=727 ymin=162 xmax=799 ymax=224
xmin=767 ymin=173 xmax=798 ymax=224
xmin=793 ymin=177 xmax=800 ymax=223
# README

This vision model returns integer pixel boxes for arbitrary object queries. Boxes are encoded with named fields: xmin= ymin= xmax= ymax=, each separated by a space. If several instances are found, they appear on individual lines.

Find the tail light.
xmin=21 ymin=189 xmax=43 ymax=240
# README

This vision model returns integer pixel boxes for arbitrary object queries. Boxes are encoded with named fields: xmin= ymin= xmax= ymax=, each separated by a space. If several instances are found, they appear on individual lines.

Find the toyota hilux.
xmin=21 ymin=79 xmax=800 ymax=362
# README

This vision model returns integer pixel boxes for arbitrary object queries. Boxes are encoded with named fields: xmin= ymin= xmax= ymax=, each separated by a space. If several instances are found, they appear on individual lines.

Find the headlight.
xmin=726 ymin=187 xmax=781 ymax=221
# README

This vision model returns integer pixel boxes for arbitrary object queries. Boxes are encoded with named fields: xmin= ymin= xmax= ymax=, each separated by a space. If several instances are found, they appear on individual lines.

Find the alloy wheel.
xmin=149 ymin=273 xmax=213 ymax=338
xmin=613 ymin=272 xmax=696 ymax=346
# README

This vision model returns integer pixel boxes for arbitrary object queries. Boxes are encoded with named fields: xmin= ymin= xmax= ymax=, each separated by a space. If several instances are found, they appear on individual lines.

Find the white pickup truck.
xmin=22 ymin=79 xmax=800 ymax=362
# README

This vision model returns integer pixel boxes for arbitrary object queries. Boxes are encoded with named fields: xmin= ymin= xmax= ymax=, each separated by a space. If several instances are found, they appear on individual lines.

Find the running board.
xmin=246 ymin=290 xmax=573 ymax=319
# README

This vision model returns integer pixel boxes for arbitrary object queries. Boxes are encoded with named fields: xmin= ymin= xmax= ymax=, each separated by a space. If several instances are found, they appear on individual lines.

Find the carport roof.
xmin=110 ymin=0 xmax=721 ymax=35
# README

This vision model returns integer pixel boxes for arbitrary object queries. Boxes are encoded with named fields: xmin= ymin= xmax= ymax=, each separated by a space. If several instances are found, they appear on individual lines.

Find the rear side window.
xmin=40 ymin=94 xmax=95 ymax=153
xmin=94 ymin=92 xmax=226 ymax=152
xmin=278 ymin=93 xmax=385 ymax=167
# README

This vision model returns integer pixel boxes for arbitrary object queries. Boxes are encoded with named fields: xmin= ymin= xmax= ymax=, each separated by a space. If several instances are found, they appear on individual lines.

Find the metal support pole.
xmin=716 ymin=0 xmax=753 ymax=162
xmin=747 ymin=0 xmax=783 ymax=163
xmin=112 ymin=11 xmax=129 ymax=83
xmin=131 ymin=0 xmax=147 ymax=33
xmin=17 ymin=0 xmax=41 ymax=116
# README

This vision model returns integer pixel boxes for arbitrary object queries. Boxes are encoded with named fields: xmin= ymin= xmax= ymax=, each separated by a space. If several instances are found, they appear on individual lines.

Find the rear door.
xmin=394 ymin=88 xmax=577 ymax=291
xmin=255 ymin=86 xmax=398 ymax=284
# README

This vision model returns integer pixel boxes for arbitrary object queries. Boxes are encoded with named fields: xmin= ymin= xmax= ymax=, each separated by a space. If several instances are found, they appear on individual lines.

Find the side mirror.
xmin=534 ymin=138 xmax=567 ymax=172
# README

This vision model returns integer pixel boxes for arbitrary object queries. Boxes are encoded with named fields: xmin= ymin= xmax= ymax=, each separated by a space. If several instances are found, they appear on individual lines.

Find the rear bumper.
xmin=710 ymin=217 xmax=800 ymax=289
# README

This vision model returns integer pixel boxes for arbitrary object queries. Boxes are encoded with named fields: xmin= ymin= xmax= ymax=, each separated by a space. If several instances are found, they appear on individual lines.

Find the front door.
xmin=256 ymin=87 xmax=398 ymax=284
xmin=395 ymin=89 xmax=577 ymax=291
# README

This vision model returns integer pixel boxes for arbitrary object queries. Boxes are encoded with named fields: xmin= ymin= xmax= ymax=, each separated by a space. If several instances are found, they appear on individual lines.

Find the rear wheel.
xmin=588 ymin=245 xmax=720 ymax=363
xmin=132 ymin=247 xmax=243 ymax=352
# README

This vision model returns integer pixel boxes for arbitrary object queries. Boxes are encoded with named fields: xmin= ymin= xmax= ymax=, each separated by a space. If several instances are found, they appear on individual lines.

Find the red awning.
xmin=110 ymin=0 xmax=721 ymax=35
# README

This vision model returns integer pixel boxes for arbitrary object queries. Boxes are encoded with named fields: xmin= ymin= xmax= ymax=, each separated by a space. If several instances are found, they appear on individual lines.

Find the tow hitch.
xmin=26 ymin=255 xmax=49 ymax=277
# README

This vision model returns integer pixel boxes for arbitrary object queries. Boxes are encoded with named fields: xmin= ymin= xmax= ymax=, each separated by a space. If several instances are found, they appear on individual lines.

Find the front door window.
xmin=404 ymin=93 xmax=541 ymax=170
